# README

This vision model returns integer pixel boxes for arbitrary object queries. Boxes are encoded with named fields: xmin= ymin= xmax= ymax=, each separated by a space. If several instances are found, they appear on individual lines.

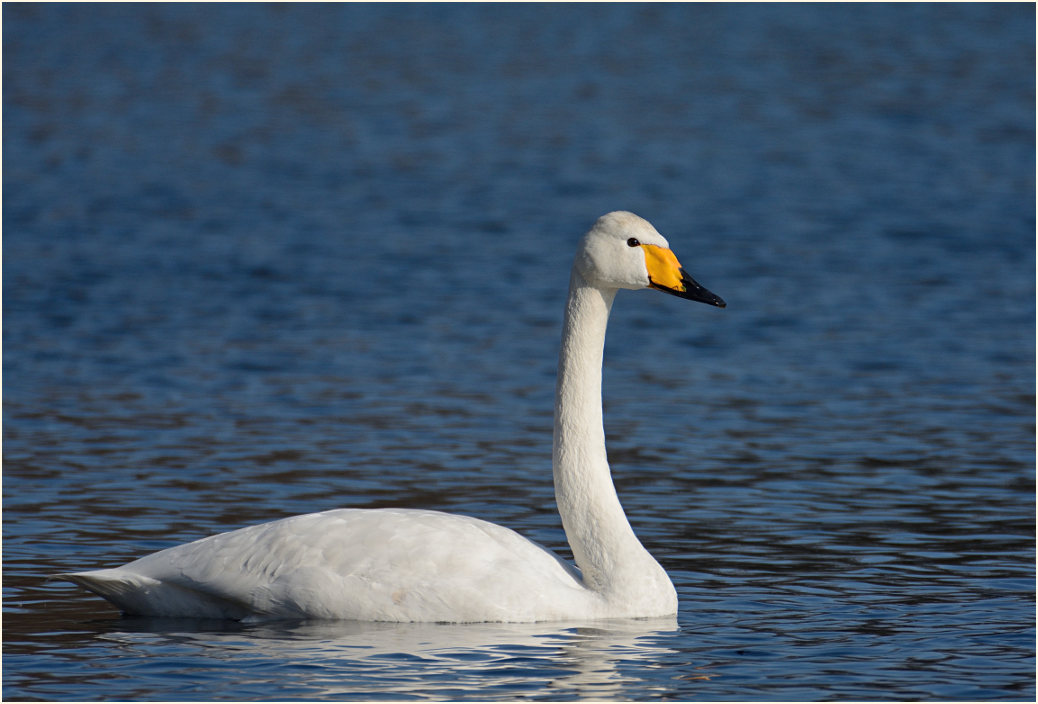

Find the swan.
xmin=59 ymin=211 xmax=725 ymax=622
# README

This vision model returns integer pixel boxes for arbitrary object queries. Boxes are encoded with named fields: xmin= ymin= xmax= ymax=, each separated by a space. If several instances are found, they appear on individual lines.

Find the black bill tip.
xmin=652 ymin=268 xmax=726 ymax=308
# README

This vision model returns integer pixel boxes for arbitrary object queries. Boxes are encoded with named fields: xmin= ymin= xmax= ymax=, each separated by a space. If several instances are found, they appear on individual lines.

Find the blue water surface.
xmin=3 ymin=3 xmax=1034 ymax=701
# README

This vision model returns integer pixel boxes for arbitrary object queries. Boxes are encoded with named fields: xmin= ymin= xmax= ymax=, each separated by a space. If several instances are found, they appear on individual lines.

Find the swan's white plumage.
xmin=65 ymin=509 xmax=588 ymax=621
xmin=60 ymin=211 xmax=724 ymax=623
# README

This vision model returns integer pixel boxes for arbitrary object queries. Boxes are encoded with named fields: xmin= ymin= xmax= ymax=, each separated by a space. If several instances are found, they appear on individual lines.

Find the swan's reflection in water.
xmin=99 ymin=616 xmax=680 ymax=699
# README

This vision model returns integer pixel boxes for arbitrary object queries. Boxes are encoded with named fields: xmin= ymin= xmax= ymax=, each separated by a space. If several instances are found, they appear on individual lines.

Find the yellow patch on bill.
xmin=641 ymin=244 xmax=685 ymax=291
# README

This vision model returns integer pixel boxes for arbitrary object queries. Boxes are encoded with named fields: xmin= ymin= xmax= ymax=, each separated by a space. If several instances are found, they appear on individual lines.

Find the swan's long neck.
xmin=552 ymin=268 xmax=671 ymax=602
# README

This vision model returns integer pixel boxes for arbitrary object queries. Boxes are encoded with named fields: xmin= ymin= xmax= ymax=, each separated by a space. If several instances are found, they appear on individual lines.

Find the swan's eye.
xmin=627 ymin=238 xmax=640 ymax=247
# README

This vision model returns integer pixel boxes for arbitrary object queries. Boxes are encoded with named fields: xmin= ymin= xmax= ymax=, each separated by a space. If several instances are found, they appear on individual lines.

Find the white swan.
xmin=60 ymin=211 xmax=725 ymax=622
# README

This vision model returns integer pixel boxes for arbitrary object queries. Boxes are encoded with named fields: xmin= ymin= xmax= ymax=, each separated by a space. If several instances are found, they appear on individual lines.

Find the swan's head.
xmin=577 ymin=211 xmax=726 ymax=307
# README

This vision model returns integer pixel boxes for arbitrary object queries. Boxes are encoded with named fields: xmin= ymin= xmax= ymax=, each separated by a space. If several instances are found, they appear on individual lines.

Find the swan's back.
xmin=62 ymin=509 xmax=589 ymax=622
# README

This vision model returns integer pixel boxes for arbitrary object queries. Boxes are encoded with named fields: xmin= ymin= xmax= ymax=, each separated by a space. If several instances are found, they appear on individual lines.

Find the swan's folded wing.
xmin=58 ymin=508 xmax=591 ymax=622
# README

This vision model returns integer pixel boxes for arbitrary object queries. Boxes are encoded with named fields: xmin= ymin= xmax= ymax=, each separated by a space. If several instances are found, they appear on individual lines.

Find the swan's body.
xmin=60 ymin=211 xmax=725 ymax=622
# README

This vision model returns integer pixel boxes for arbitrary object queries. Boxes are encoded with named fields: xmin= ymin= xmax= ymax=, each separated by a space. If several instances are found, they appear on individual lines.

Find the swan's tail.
xmin=56 ymin=569 xmax=249 ymax=619
xmin=56 ymin=569 xmax=163 ymax=613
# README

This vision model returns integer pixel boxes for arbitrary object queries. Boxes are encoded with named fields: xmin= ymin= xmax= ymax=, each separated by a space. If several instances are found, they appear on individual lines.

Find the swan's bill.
xmin=641 ymin=245 xmax=726 ymax=308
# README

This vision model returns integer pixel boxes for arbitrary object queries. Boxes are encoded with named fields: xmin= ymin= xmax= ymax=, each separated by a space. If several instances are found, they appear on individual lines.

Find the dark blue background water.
xmin=4 ymin=3 xmax=1034 ymax=701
